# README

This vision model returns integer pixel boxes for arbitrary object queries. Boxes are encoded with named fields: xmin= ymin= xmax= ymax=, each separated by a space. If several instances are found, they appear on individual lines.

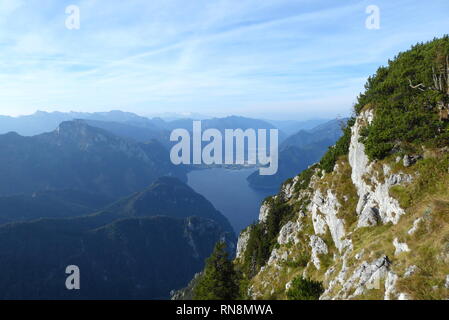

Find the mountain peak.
xmin=55 ymin=119 xmax=111 ymax=142
xmin=102 ymin=176 xmax=235 ymax=234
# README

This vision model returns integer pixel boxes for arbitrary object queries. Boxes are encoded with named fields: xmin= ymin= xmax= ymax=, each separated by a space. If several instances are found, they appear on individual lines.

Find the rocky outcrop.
xmin=348 ymin=109 xmax=412 ymax=226
xmin=322 ymin=255 xmax=391 ymax=299
xmin=309 ymin=235 xmax=328 ymax=269
xmin=281 ymin=176 xmax=299 ymax=199
xmin=384 ymin=271 xmax=399 ymax=300
xmin=408 ymin=218 xmax=423 ymax=235
xmin=258 ymin=201 xmax=271 ymax=223
xmin=232 ymin=106 xmax=448 ymax=301
xmin=404 ymin=265 xmax=418 ymax=277
xmin=278 ymin=220 xmax=302 ymax=245
xmin=236 ymin=227 xmax=251 ymax=259
xmin=171 ymin=272 xmax=202 ymax=300
xmin=403 ymin=154 xmax=422 ymax=167
xmin=267 ymin=247 xmax=289 ymax=266
xmin=393 ymin=238 xmax=410 ymax=256
xmin=310 ymin=189 xmax=351 ymax=252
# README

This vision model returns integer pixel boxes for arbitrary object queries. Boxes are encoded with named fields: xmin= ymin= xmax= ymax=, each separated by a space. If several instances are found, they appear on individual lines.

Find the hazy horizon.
xmin=0 ymin=108 xmax=338 ymax=122
xmin=0 ymin=1 xmax=448 ymax=119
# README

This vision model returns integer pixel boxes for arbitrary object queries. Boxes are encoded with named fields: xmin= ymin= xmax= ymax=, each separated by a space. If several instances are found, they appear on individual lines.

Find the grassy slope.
xmin=243 ymin=151 xmax=449 ymax=300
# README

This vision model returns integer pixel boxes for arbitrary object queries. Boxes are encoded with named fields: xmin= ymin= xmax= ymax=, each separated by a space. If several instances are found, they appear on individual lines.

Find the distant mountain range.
xmin=0 ymin=110 xmax=345 ymax=191
xmin=0 ymin=120 xmax=186 ymax=198
xmin=0 ymin=114 xmax=237 ymax=299
xmin=266 ymin=119 xmax=329 ymax=136
xmin=0 ymin=110 xmax=284 ymax=137
xmin=0 ymin=110 xmax=154 ymax=136
xmin=0 ymin=111 xmax=334 ymax=146
xmin=81 ymin=119 xmax=172 ymax=148
xmin=0 ymin=109 xmax=344 ymax=299
xmin=0 ymin=111 xmax=328 ymax=140
xmin=247 ymin=118 xmax=348 ymax=189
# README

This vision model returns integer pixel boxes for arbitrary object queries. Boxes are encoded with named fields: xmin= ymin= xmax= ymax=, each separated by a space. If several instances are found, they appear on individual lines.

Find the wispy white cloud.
xmin=0 ymin=0 xmax=448 ymax=119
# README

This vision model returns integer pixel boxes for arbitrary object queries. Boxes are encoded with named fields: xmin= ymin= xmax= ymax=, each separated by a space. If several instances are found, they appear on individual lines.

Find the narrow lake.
xmin=187 ymin=168 xmax=277 ymax=234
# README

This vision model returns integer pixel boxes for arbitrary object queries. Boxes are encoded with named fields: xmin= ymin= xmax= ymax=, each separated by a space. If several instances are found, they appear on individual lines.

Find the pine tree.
xmin=286 ymin=276 xmax=324 ymax=300
xmin=193 ymin=241 xmax=240 ymax=300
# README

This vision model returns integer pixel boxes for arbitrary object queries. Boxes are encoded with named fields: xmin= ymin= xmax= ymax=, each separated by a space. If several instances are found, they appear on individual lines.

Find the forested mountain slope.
xmin=0 ymin=178 xmax=235 ymax=299
xmin=0 ymin=120 xmax=186 ymax=197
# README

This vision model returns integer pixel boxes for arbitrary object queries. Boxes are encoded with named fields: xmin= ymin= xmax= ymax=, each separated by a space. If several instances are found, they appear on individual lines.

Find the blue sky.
xmin=0 ymin=0 xmax=448 ymax=120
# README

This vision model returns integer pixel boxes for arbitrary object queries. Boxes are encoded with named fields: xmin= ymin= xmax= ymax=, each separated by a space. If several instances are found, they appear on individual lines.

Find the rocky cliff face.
xmin=236 ymin=108 xmax=449 ymax=300
xmin=348 ymin=110 xmax=412 ymax=227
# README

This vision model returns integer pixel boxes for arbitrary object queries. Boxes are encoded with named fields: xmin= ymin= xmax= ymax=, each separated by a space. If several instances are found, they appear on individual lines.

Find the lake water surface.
xmin=187 ymin=168 xmax=277 ymax=234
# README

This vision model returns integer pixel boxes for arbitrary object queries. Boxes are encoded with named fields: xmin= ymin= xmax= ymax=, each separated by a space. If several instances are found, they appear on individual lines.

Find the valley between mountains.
xmin=0 ymin=109 xmax=340 ymax=299
xmin=1 ymin=36 xmax=448 ymax=301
